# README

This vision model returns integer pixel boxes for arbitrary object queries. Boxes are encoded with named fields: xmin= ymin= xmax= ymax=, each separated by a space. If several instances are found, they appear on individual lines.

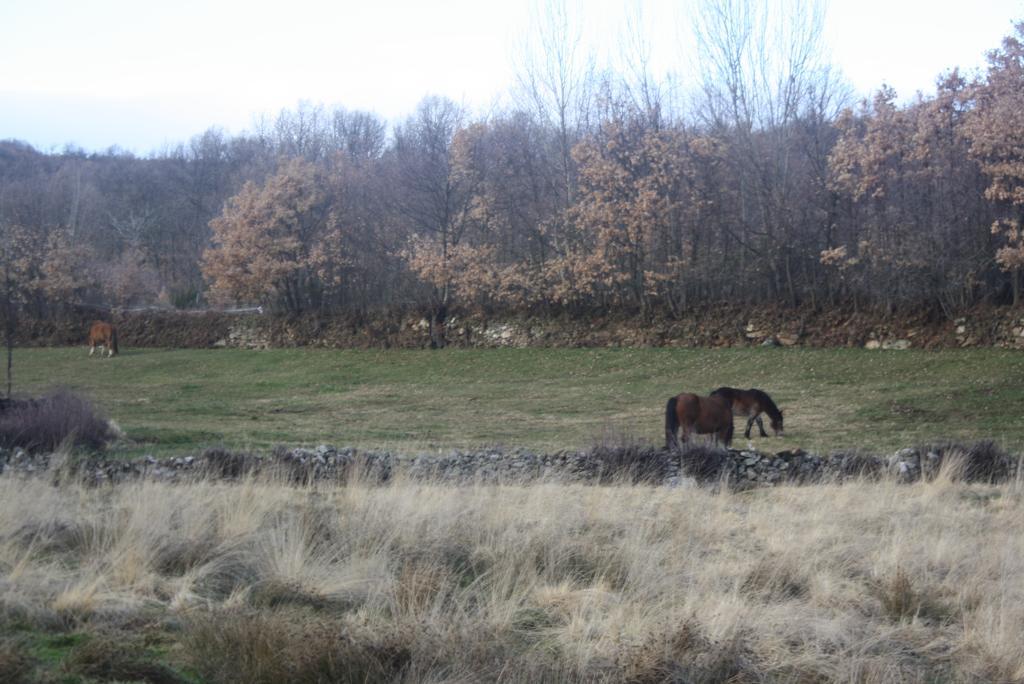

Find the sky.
xmin=1 ymin=0 xmax=1022 ymax=155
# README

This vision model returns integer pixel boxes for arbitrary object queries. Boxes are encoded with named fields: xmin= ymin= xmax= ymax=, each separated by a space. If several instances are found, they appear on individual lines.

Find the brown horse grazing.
xmin=710 ymin=387 xmax=784 ymax=439
xmin=87 ymin=321 xmax=118 ymax=357
xmin=665 ymin=393 xmax=734 ymax=450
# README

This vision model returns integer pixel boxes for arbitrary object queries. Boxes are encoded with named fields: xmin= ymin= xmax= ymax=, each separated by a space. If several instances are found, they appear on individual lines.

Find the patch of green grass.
xmin=9 ymin=347 xmax=1024 ymax=457
xmin=7 ymin=627 xmax=198 ymax=684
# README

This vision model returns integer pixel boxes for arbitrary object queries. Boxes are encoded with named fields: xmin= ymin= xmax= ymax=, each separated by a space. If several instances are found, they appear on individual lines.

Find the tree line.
xmin=1 ymin=10 xmax=1022 ymax=337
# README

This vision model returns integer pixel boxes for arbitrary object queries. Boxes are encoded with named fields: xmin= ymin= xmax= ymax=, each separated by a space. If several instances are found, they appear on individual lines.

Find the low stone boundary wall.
xmin=1 ymin=441 xmax=1018 ymax=489
xmin=17 ymin=304 xmax=1024 ymax=350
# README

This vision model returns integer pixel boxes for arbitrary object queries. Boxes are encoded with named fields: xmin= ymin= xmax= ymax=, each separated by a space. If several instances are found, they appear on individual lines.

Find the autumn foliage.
xmin=965 ymin=23 xmax=1024 ymax=302
xmin=202 ymin=158 xmax=341 ymax=311
xmin=4 ymin=22 xmax=1024 ymax=316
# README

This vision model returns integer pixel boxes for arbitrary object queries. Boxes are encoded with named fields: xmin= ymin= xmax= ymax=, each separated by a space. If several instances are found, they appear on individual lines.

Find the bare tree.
xmin=515 ymin=0 xmax=596 ymax=207
xmin=617 ymin=1 xmax=665 ymax=129
xmin=330 ymin=109 xmax=387 ymax=163
xmin=392 ymin=97 xmax=480 ymax=345
xmin=692 ymin=0 xmax=849 ymax=305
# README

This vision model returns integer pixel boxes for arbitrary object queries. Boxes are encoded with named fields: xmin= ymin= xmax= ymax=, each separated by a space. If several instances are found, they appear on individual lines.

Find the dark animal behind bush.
xmin=0 ymin=390 xmax=111 ymax=453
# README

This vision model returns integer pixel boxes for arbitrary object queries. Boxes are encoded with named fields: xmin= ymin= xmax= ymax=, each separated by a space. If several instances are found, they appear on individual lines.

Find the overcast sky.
xmin=2 ymin=0 xmax=1022 ymax=154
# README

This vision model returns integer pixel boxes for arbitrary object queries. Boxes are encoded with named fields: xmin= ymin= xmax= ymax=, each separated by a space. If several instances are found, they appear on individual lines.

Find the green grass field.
xmin=11 ymin=346 xmax=1024 ymax=456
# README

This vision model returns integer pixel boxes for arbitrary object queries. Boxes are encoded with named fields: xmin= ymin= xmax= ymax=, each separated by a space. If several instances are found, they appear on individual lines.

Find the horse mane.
xmin=710 ymin=387 xmax=738 ymax=401
xmin=749 ymin=389 xmax=782 ymax=421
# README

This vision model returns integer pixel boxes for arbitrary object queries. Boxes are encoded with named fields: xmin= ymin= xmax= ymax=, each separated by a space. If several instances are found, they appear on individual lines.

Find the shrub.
xmin=676 ymin=442 xmax=732 ymax=483
xmin=585 ymin=430 xmax=668 ymax=483
xmin=932 ymin=440 xmax=1015 ymax=483
xmin=0 ymin=390 xmax=112 ymax=453
xmin=0 ymin=636 xmax=35 ymax=684
xmin=587 ymin=444 xmax=668 ymax=483
xmin=62 ymin=631 xmax=187 ymax=684
xmin=828 ymin=450 xmax=886 ymax=481
xmin=169 ymin=285 xmax=202 ymax=310
xmin=200 ymin=447 xmax=259 ymax=478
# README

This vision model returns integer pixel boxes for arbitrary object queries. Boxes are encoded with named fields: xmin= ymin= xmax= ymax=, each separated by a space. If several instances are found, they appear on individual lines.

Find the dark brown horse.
xmin=665 ymin=393 xmax=734 ymax=450
xmin=710 ymin=387 xmax=783 ymax=439
xmin=87 ymin=321 xmax=118 ymax=357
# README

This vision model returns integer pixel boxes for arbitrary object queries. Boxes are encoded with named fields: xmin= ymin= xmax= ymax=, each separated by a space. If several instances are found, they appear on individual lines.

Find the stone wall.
xmin=2 ymin=441 xmax=1017 ymax=489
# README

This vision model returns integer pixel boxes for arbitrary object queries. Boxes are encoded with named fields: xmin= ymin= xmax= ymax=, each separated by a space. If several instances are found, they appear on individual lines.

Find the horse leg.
xmin=666 ymin=425 xmax=679 ymax=452
xmin=744 ymin=415 xmax=755 ymax=439
xmin=755 ymin=415 xmax=768 ymax=437
xmin=89 ymin=342 xmax=95 ymax=357
xmin=721 ymin=423 xmax=734 ymax=448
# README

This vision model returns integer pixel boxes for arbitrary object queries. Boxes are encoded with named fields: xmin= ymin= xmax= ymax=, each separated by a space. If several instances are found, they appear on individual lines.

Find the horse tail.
xmin=110 ymin=326 xmax=119 ymax=355
xmin=665 ymin=396 xmax=679 ymax=451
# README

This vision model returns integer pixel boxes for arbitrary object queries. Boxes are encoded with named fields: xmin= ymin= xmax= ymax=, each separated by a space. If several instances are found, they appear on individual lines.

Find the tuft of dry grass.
xmin=870 ymin=567 xmax=957 ymax=625
xmin=183 ymin=609 xmax=413 ymax=684
xmin=2 ymin=472 xmax=1024 ymax=681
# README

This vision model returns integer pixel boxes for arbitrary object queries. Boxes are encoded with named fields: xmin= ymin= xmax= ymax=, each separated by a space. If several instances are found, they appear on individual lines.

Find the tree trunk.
xmin=4 ymin=266 xmax=13 ymax=399
xmin=430 ymin=303 xmax=448 ymax=349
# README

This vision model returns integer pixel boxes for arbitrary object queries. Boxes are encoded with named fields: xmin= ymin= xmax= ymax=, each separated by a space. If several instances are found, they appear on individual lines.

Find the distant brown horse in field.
xmin=710 ymin=387 xmax=784 ymax=439
xmin=665 ymin=393 xmax=734 ymax=450
xmin=87 ymin=321 xmax=118 ymax=357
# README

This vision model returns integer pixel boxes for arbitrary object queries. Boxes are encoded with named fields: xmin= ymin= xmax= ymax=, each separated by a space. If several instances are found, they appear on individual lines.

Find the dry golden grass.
xmin=2 ymin=472 xmax=1024 ymax=682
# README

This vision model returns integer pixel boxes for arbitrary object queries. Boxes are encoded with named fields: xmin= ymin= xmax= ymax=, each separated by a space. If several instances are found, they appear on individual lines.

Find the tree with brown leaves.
xmin=966 ymin=21 xmax=1024 ymax=305
xmin=568 ymin=121 xmax=693 ymax=314
xmin=202 ymin=158 xmax=338 ymax=313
